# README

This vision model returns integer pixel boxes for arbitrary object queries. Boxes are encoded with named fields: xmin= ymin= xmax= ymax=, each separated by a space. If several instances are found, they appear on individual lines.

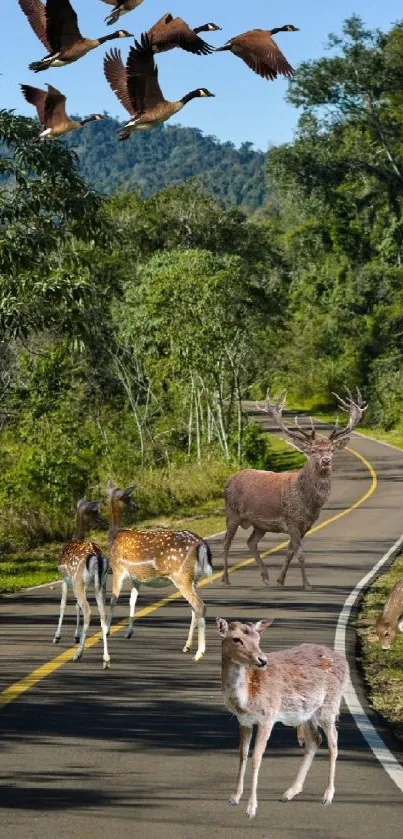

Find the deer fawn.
xmin=53 ymin=497 xmax=110 ymax=668
xmin=106 ymin=480 xmax=213 ymax=660
xmin=222 ymin=388 xmax=367 ymax=588
xmin=217 ymin=618 xmax=348 ymax=819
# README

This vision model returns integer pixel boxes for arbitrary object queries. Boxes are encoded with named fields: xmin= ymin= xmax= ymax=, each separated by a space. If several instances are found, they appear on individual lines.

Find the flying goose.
xmin=21 ymin=83 xmax=105 ymax=139
xmin=216 ymin=24 xmax=299 ymax=80
xmin=101 ymin=0 xmax=144 ymax=27
xmin=147 ymin=13 xmax=221 ymax=55
xmin=17 ymin=0 xmax=132 ymax=72
xmin=103 ymin=34 xmax=214 ymax=141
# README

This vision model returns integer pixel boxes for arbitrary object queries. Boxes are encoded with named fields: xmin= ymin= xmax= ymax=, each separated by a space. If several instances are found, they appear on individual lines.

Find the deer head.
xmin=76 ymin=497 xmax=108 ymax=530
xmin=216 ymin=618 xmax=274 ymax=668
xmin=256 ymin=387 xmax=367 ymax=472
xmin=106 ymin=479 xmax=139 ymax=525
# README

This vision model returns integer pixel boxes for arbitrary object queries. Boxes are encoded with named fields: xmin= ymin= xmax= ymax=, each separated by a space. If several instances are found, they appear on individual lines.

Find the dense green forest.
xmin=1 ymin=16 xmax=403 ymax=554
xmin=63 ymin=120 xmax=267 ymax=209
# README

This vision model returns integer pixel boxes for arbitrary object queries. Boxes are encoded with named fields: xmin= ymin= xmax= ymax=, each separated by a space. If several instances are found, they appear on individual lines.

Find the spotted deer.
xmin=106 ymin=480 xmax=213 ymax=660
xmin=217 ymin=617 xmax=348 ymax=819
xmin=222 ymin=388 xmax=367 ymax=588
xmin=53 ymin=497 xmax=110 ymax=668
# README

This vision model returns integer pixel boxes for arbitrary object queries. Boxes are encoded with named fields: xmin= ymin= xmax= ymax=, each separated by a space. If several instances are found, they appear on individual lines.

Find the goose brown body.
xmin=21 ymin=82 xmax=104 ymax=138
xmin=148 ymin=13 xmax=221 ymax=55
xmin=103 ymin=34 xmax=214 ymax=140
xmin=216 ymin=24 xmax=299 ymax=80
xmin=18 ymin=0 xmax=132 ymax=72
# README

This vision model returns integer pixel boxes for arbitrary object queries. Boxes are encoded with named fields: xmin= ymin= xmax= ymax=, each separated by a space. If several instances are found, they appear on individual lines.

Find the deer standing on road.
xmin=53 ymin=497 xmax=110 ymax=668
xmin=217 ymin=617 xmax=348 ymax=819
xmin=106 ymin=480 xmax=213 ymax=660
xmin=222 ymin=388 xmax=367 ymax=588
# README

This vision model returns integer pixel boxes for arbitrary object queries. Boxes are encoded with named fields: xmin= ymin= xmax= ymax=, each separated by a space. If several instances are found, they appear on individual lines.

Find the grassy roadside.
xmin=0 ymin=433 xmax=302 ymax=594
xmin=356 ymin=553 xmax=403 ymax=736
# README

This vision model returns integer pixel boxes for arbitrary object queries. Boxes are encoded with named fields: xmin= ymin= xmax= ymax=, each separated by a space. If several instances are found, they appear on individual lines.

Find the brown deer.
xmin=222 ymin=388 xmax=367 ymax=588
xmin=53 ymin=497 xmax=110 ymax=668
xmin=360 ymin=578 xmax=403 ymax=649
xmin=217 ymin=617 xmax=348 ymax=819
xmin=106 ymin=480 xmax=213 ymax=660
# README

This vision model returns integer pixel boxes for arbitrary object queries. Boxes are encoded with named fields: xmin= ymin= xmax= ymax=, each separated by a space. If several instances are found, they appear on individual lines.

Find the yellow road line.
xmin=0 ymin=445 xmax=377 ymax=712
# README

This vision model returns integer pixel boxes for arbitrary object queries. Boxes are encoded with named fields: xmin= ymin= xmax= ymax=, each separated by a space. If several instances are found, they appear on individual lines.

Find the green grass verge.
xmin=356 ymin=553 xmax=403 ymax=732
xmin=0 ymin=434 xmax=303 ymax=594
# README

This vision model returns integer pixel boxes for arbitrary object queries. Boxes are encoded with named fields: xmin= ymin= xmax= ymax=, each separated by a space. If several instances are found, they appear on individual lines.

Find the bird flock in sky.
xmin=17 ymin=0 xmax=299 ymax=140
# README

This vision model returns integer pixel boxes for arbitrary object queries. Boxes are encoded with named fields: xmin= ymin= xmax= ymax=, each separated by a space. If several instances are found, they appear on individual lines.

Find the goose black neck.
xmin=181 ymin=90 xmax=202 ymax=105
xmin=269 ymin=26 xmax=290 ymax=36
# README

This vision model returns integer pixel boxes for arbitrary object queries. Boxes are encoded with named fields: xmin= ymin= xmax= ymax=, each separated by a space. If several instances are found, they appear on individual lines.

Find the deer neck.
xmin=221 ymin=654 xmax=266 ymax=717
xmin=108 ymin=499 xmax=123 ymax=547
xmin=297 ymin=458 xmax=332 ymax=509
xmin=72 ymin=514 xmax=87 ymax=541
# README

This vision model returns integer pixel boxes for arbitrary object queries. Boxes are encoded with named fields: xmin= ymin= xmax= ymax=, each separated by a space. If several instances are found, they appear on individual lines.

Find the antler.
xmin=329 ymin=387 xmax=367 ymax=442
xmin=255 ymin=390 xmax=316 ymax=444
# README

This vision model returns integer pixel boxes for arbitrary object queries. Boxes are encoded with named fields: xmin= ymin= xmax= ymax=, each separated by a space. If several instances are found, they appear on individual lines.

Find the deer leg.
xmin=53 ymin=578 xmax=68 ymax=644
xmin=321 ymin=720 xmax=338 ymax=805
xmin=221 ymin=519 xmax=239 ymax=585
xmin=73 ymin=585 xmax=91 ymax=663
xmin=247 ymin=527 xmax=268 ymax=585
xmin=94 ymin=581 xmax=111 ymax=670
xmin=282 ymin=721 xmax=319 ymax=802
xmin=278 ymin=533 xmax=313 ymax=590
xmin=246 ymin=721 xmax=273 ymax=819
xmin=172 ymin=577 xmax=207 ymax=661
xmin=74 ymin=602 xmax=81 ymax=643
xmin=107 ymin=567 xmax=127 ymax=635
xmin=125 ymin=582 xmax=140 ymax=640
xmin=183 ymin=609 xmax=197 ymax=653
xmin=229 ymin=725 xmax=253 ymax=806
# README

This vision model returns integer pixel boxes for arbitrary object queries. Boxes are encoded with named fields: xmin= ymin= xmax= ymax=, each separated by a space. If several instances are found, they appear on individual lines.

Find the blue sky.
xmin=4 ymin=0 xmax=402 ymax=150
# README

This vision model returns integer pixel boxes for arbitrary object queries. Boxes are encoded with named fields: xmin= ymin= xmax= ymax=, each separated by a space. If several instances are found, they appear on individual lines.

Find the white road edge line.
xmin=334 ymin=533 xmax=403 ymax=793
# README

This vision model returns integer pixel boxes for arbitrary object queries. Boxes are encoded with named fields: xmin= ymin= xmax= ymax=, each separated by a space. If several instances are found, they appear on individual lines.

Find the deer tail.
xmin=196 ymin=542 xmax=213 ymax=578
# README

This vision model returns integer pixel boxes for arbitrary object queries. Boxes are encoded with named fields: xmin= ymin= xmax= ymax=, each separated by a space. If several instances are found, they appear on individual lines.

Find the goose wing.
xmin=127 ymin=34 xmax=166 ymax=114
xmin=46 ymin=0 xmax=83 ymax=51
xmin=104 ymin=48 xmax=136 ymax=115
xmin=20 ymin=83 xmax=47 ymax=124
xmin=228 ymin=30 xmax=294 ymax=79
xmin=18 ymin=0 xmax=51 ymax=51
xmin=156 ymin=15 xmax=213 ymax=55
xmin=44 ymin=84 xmax=69 ymax=128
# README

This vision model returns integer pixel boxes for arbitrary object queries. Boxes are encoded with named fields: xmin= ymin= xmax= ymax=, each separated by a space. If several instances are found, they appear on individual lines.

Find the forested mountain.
xmin=63 ymin=118 xmax=267 ymax=209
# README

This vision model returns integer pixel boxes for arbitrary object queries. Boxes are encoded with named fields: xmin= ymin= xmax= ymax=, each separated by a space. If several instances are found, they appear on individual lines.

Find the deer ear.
xmin=254 ymin=618 xmax=274 ymax=634
xmin=106 ymin=479 xmax=115 ymax=497
xmin=333 ymin=436 xmax=349 ymax=451
xmin=216 ymin=617 xmax=228 ymax=637
xmin=77 ymin=496 xmax=87 ymax=509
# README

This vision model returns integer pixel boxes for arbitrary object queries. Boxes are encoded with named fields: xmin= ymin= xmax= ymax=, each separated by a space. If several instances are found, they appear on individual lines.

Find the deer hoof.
xmin=262 ymin=576 xmax=270 ymax=587
xmin=182 ymin=644 xmax=191 ymax=654
xmin=74 ymin=635 xmax=80 ymax=644
xmin=303 ymin=583 xmax=314 ymax=591
xmin=221 ymin=575 xmax=231 ymax=585
xmin=72 ymin=652 xmax=82 ymax=663
xmin=124 ymin=629 xmax=133 ymax=640
xmin=228 ymin=797 xmax=239 ymax=806
xmin=276 ymin=578 xmax=285 ymax=588
xmin=103 ymin=659 xmax=111 ymax=670
xmin=194 ymin=650 xmax=205 ymax=662
xmin=52 ymin=636 xmax=60 ymax=644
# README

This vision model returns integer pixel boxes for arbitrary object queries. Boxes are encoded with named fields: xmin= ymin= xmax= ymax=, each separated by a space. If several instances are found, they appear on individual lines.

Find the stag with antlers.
xmin=221 ymin=388 xmax=367 ymax=588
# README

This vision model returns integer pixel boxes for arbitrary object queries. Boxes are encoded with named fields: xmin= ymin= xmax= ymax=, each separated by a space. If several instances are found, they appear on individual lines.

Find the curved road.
xmin=1 ymin=421 xmax=403 ymax=839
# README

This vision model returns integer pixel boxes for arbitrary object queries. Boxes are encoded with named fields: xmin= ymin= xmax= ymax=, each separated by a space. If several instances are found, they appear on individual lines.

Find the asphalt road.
xmin=1 ymin=421 xmax=403 ymax=839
